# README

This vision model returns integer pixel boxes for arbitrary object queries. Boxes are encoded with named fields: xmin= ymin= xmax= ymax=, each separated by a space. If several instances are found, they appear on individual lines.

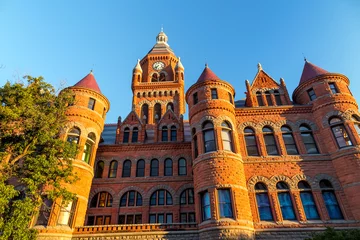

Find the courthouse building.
xmin=36 ymin=31 xmax=360 ymax=240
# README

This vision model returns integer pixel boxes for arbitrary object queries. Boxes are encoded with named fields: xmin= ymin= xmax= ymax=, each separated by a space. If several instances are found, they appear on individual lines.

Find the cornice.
xmin=235 ymin=105 xmax=312 ymax=116
xmin=97 ymin=142 xmax=191 ymax=152
xmin=66 ymin=111 xmax=104 ymax=130
xmin=312 ymin=99 xmax=358 ymax=112
xmin=186 ymin=79 xmax=234 ymax=100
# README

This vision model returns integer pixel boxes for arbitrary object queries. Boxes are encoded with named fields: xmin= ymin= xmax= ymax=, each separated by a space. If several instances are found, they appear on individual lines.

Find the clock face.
xmin=152 ymin=61 xmax=165 ymax=71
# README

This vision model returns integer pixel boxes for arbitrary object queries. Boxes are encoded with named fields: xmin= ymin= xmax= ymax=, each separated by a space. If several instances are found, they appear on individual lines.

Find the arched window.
xmin=228 ymin=92 xmax=233 ymax=104
xmin=276 ymin=181 xmax=296 ymax=220
xmin=162 ymin=126 xmax=168 ymax=142
xmin=150 ymin=159 xmax=159 ymax=176
xmin=320 ymin=180 xmax=343 ymax=219
xmin=244 ymin=127 xmax=259 ymax=156
xmin=120 ymin=191 xmax=142 ymax=207
xmin=180 ymin=188 xmax=194 ymax=205
xmin=150 ymin=190 xmax=173 ymax=206
xmin=122 ymin=160 xmax=131 ymax=178
xmin=159 ymin=72 xmax=166 ymax=81
xmin=108 ymin=160 xmax=118 ymax=178
xmin=131 ymin=127 xmax=138 ymax=143
xmin=263 ymin=127 xmax=279 ymax=155
xmin=221 ymin=121 xmax=233 ymax=152
xmin=178 ymin=158 xmax=187 ymax=176
xmin=164 ymin=158 xmax=173 ymax=176
xmin=167 ymin=102 xmax=174 ymax=112
xmin=329 ymin=117 xmax=352 ymax=148
xmin=148 ymin=92 xmax=151 ymax=97
xmin=154 ymin=103 xmax=161 ymax=123
xmin=136 ymin=159 xmax=145 ymax=177
xmin=351 ymin=115 xmax=360 ymax=137
xmin=151 ymin=73 xmax=159 ymax=82
xmin=123 ymin=127 xmax=130 ymax=143
xmin=203 ymin=121 xmax=216 ymax=153
xmin=95 ymin=161 xmax=104 ymax=178
xmin=170 ymin=126 xmax=177 ymax=141
xmin=67 ymin=127 xmax=80 ymax=144
xmin=265 ymin=91 xmax=273 ymax=106
xmin=281 ymin=126 xmax=298 ymax=155
xmin=274 ymin=90 xmax=282 ymax=106
xmin=256 ymin=91 xmax=264 ymax=106
xmin=137 ymin=92 xmax=140 ymax=98
xmin=82 ymin=132 xmax=96 ymax=163
xmin=299 ymin=124 xmax=319 ymax=154
xmin=141 ymin=104 xmax=149 ymax=124
xmin=201 ymin=192 xmax=211 ymax=221
xmin=298 ymin=181 xmax=319 ymax=220
xmin=90 ymin=192 xmax=113 ymax=208
xmin=192 ymin=128 xmax=198 ymax=158
xmin=255 ymin=183 xmax=273 ymax=221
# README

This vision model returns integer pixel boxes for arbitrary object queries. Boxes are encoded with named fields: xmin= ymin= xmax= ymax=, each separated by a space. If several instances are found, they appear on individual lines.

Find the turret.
xmin=132 ymin=59 xmax=143 ymax=88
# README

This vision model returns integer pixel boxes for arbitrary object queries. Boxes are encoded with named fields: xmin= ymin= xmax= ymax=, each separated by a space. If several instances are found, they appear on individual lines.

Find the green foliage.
xmin=0 ymin=76 xmax=78 ymax=239
xmin=306 ymin=227 xmax=360 ymax=240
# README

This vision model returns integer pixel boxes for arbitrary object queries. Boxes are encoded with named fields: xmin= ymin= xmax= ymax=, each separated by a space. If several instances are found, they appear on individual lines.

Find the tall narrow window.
xmin=131 ymin=127 xmax=138 ymax=143
xmin=244 ymin=127 xmax=259 ymax=156
xmin=95 ymin=161 xmax=104 ymax=178
xmin=88 ymin=98 xmax=96 ymax=110
xmin=151 ymin=73 xmax=159 ymax=82
xmin=329 ymin=83 xmax=339 ymax=94
xmin=193 ymin=92 xmax=198 ymax=105
xmin=164 ymin=158 xmax=173 ymax=176
xmin=300 ymin=124 xmax=319 ymax=154
xmin=150 ymin=159 xmax=159 ymax=176
xmin=352 ymin=115 xmax=360 ymax=137
xmin=180 ymin=189 xmax=194 ymax=205
xmin=170 ymin=126 xmax=177 ymax=141
xmin=136 ymin=159 xmax=145 ymax=177
xmin=66 ymin=127 xmax=80 ymax=144
xmin=108 ymin=160 xmax=118 ymax=178
xmin=35 ymin=197 xmax=53 ymax=226
xmin=228 ymin=92 xmax=233 ymax=104
xmin=221 ymin=121 xmax=233 ymax=152
xmin=218 ymin=189 xmax=233 ymax=218
xmin=57 ymin=199 xmax=77 ymax=226
xmin=203 ymin=121 xmax=216 ymax=153
xmin=178 ymin=158 xmax=187 ymax=176
xmin=211 ymin=88 xmax=218 ymax=99
xmin=263 ymin=127 xmax=279 ymax=155
xmin=154 ymin=103 xmax=161 ymax=123
xmin=255 ymin=183 xmax=273 ymax=221
xmin=201 ymin=192 xmax=211 ymax=221
xmin=141 ymin=104 xmax=149 ymax=124
xmin=276 ymin=182 xmax=296 ymax=220
xmin=162 ymin=126 xmax=168 ymax=142
xmin=82 ymin=133 xmax=96 ymax=163
xmin=192 ymin=128 xmax=198 ymax=158
xmin=307 ymin=88 xmax=316 ymax=101
xmin=90 ymin=192 xmax=112 ymax=208
xmin=123 ymin=127 xmax=130 ymax=143
xmin=274 ymin=90 xmax=282 ymax=106
xmin=256 ymin=91 xmax=264 ymax=106
xmin=329 ymin=117 xmax=352 ymax=148
xmin=167 ymin=102 xmax=174 ymax=112
xmin=265 ymin=91 xmax=273 ymax=106
xmin=281 ymin=126 xmax=298 ymax=155
xmin=320 ymin=180 xmax=343 ymax=219
xmin=298 ymin=181 xmax=319 ymax=220
xmin=122 ymin=160 xmax=131 ymax=177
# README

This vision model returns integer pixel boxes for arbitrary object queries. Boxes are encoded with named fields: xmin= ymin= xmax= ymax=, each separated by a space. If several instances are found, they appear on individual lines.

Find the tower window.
xmin=203 ymin=121 xmax=216 ymax=153
xmin=221 ymin=121 xmax=234 ymax=152
xmin=66 ymin=127 xmax=81 ymax=144
xmin=201 ymin=191 xmax=211 ymax=221
xmin=88 ymin=98 xmax=96 ymax=110
xmin=218 ymin=189 xmax=233 ymax=218
xmin=35 ymin=197 xmax=53 ymax=226
xmin=228 ymin=92 xmax=233 ymax=104
xmin=352 ymin=115 xmax=360 ymax=137
xmin=193 ymin=92 xmax=198 ymax=105
xmin=307 ymin=88 xmax=316 ymax=101
xmin=82 ymin=132 xmax=96 ymax=163
xmin=329 ymin=82 xmax=339 ymax=94
xmin=167 ymin=102 xmax=174 ymax=112
xmin=141 ymin=104 xmax=149 ymax=124
xmin=57 ymin=198 xmax=77 ymax=227
xmin=154 ymin=103 xmax=161 ymax=123
xmin=329 ymin=117 xmax=352 ymax=148
xmin=211 ymin=88 xmax=218 ymax=99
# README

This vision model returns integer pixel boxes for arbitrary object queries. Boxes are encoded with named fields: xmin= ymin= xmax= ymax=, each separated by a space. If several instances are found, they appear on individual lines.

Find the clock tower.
xmin=131 ymin=30 xmax=185 ymax=125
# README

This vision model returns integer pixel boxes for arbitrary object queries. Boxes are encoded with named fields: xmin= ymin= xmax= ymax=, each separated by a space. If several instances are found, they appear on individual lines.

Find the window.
xmin=256 ymin=91 xmax=264 ymax=106
xmin=298 ymin=181 xmax=320 ymax=220
xmin=82 ymin=133 xmax=96 ymax=163
xmin=87 ymin=215 xmax=111 ymax=225
xmin=300 ymin=124 xmax=319 ymax=154
xmin=136 ymin=159 xmax=145 ymax=177
xmin=87 ymin=216 xmax=95 ymax=225
xmin=276 ymin=182 xmax=296 ymax=220
xmin=178 ymin=158 xmax=187 ymax=176
xmin=159 ymin=73 xmax=166 ymax=81
xmin=122 ymin=160 xmax=131 ymax=177
xmin=244 ymin=127 xmax=259 ymax=156
xmin=320 ymin=180 xmax=343 ymax=219
xmin=108 ymin=160 xmax=118 ymax=178
xmin=66 ymin=127 xmax=80 ymax=144
xmin=167 ymin=102 xmax=174 ymax=112
xmin=193 ymin=92 xmax=198 ymax=105
xmin=149 ymin=213 xmax=172 ymax=223
xmin=57 ymin=199 xmax=77 ymax=226
xmin=131 ymin=127 xmax=138 ymax=143
xmin=265 ymin=91 xmax=273 ymax=106
xmin=352 ymin=115 xmax=360 ymax=137
xmin=35 ymin=197 xmax=53 ymax=226
xmin=201 ymin=192 xmax=211 ymax=221
xmin=218 ymin=189 xmax=233 ymax=218
xmin=180 ymin=188 xmax=194 ymax=205
xmin=154 ymin=103 xmax=161 ymax=123
xmin=118 ymin=214 xmax=142 ymax=224
xmin=150 ymin=190 xmax=173 ymax=206
xmin=170 ymin=126 xmax=177 ymax=141
xmin=274 ymin=90 xmax=282 ymax=106
xmin=150 ymin=159 xmax=159 ymax=176
xmin=255 ymin=183 xmax=273 ymax=221
xmin=95 ymin=161 xmax=104 ymax=178
xmin=162 ymin=126 xmax=168 ymax=142
xmin=228 ymin=92 xmax=233 ymax=104
xmin=149 ymin=214 xmax=156 ymax=223
xmin=329 ymin=117 xmax=352 ymax=148
xmin=329 ymin=82 xmax=339 ymax=94
xmin=263 ymin=127 xmax=279 ymax=155
xmin=120 ymin=191 xmax=142 ymax=207
xmin=203 ymin=121 xmax=216 ymax=153
xmin=90 ymin=192 xmax=113 ymax=208
xmin=151 ymin=73 xmax=159 ymax=82
xmin=221 ymin=121 xmax=233 ymax=152
xmin=164 ymin=158 xmax=173 ymax=176
xmin=211 ymin=88 xmax=218 ymax=99
xmin=166 ymin=214 xmax=173 ymax=223
xmin=88 ymin=98 xmax=96 ymax=110
xmin=123 ymin=127 xmax=130 ymax=143
xmin=180 ymin=212 xmax=196 ymax=223
xmin=281 ymin=126 xmax=298 ymax=155
xmin=307 ymin=88 xmax=316 ymax=101
xmin=192 ymin=128 xmax=198 ymax=158
xmin=141 ymin=104 xmax=149 ymax=124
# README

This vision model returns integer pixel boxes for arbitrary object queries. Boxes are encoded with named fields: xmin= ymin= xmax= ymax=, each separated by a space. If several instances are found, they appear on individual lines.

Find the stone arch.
xmin=258 ymin=121 xmax=277 ymax=132
xmin=291 ymin=174 xmax=316 ymax=189
xmin=269 ymin=175 xmax=295 ymax=190
xmin=313 ymin=173 xmax=342 ymax=190
xmin=117 ymin=186 xmax=146 ymax=206
xmin=342 ymin=109 xmax=360 ymax=121
xmin=120 ymin=124 xmax=132 ymax=131
xmin=130 ymin=124 xmax=142 ymax=131
xmin=175 ymin=183 xmax=194 ymax=204
xmin=238 ymin=121 xmax=258 ymax=133
xmin=138 ymin=99 xmax=152 ymax=106
xmin=322 ymin=110 xmax=344 ymax=127
xmin=145 ymin=185 xmax=176 ymax=203
xmin=296 ymin=119 xmax=318 ymax=131
xmin=247 ymin=176 xmax=271 ymax=192
xmin=275 ymin=120 xmax=298 ymax=132
xmin=214 ymin=115 xmax=236 ymax=128
xmin=88 ymin=187 xmax=117 ymax=207
xmin=65 ymin=122 xmax=86 ymax=138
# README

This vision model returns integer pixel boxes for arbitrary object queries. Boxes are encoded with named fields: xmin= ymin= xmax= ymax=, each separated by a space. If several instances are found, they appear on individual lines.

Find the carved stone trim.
xmin=313 ymin=173 xmax=342 ymax=190
xmin=269 ymin=175 xmax=295 ymax=190
xmin=247 ymin=176 xmax=271 ymax=191
xmin=295 ymin=119 xmax=318 ymax=131
xmin=144 ymin=184 xmax=177 ymax=203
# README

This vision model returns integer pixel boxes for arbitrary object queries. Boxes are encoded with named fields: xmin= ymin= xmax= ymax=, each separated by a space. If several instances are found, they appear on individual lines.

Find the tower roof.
xmin=175 ymin=57 xmax=184 ymax=70
xmin=299 ymin=61 xmax=328 ymax=84
xmin=148 ymin=30 xmax=174 ymax=54
xmin=197 ymin=64 xmax=220 ymax=83
xmin=74 ymin=71 xmax=101 ymax=93
xmin=133 ymin=59 xmax=143 ymax=73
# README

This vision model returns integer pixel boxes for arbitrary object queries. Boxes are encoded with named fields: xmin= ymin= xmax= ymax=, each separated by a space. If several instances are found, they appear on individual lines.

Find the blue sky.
xmin=1 ymin=0 xmax=360 ymax=123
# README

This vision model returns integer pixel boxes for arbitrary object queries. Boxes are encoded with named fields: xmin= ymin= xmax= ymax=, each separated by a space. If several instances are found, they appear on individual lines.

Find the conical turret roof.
xmin=299 ymin=61 xmax=328 ymax=85
xmin=197 ymin=64 xmax=220 ymax=83
xmin=74 ymin=71 xmax=101 ymax=93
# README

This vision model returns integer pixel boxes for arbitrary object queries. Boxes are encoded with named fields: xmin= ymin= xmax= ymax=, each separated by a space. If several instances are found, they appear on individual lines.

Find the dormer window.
xmin=307 ymin=88 xmax=316 ymax=101
xmin=88 ymin=98 xmax=96 ymax=110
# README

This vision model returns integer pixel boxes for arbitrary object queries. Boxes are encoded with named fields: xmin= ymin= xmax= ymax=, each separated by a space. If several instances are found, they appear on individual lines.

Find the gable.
xmin=251 ymin=70 xmax=280 ymax=90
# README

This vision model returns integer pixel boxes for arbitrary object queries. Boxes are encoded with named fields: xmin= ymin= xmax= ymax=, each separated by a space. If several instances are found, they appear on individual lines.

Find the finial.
xmin=161 ymin=24 xmax=163 ymax=32
xmin=90 ymin=69 xmax=93 ymax=74
xmin=257 ymin=63 xmax=262 ymax=71
xmin=205 ymin=63 xmax=208 ymax=68
xmin=302 ymin=53 xmax=307 ymax=62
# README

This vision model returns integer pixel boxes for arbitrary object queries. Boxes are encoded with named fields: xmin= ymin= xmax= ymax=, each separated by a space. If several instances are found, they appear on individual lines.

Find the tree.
xmin=306 ymin=227 xmax=360 ymax=240
xmin=0 ymin=76 xmax=78 ymax=239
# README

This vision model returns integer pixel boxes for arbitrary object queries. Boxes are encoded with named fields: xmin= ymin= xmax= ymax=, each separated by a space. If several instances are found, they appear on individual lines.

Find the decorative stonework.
xmin=313 ymin=173 xmax=342 ymax=190
xmin=295 ymin=119 xmax=318 ymax=131
xmin=247 ymin=176 xmax=271 ymax=191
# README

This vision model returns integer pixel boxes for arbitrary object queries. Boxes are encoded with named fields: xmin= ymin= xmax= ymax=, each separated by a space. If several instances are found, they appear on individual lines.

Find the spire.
xmin=148 ymin=30 xmax=173 ymax=54
xmin=197 ymin=65 xmax=220 ymax=83
xmin=74 ymin=70 xmax=101 ymax=93
xmin=175 ymin=57 xmax=184 ymax=70
xmin=299 ymin=61 xmax=329 ymax=85
xmin=257 ymin=63 xmax=262 ymax=71
xmin=133 ymin=59 xmax=143 ymax=73
xmin=156 ymin=30 xmax=168 ymax=45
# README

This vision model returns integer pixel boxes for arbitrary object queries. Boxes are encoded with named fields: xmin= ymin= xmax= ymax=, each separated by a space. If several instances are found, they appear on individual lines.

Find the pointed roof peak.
xmin=299 ymin=61 xmax=329 ymax=85
xmin=257 ymin=63 xmax=262 ymax=71
xmin=175 ymin=57 xmax=184 ymax=70
xmin=133 ymin=59 xmax=143 ymax=73
xmin=73 ymin=71 xmax=101 ymax=93
xmin=197 ymin=65 xmax=220 ymax=83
